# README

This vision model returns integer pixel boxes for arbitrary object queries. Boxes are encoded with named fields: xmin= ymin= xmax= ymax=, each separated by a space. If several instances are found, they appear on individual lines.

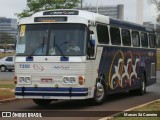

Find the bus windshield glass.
xmin=16 ymin=24 xmax=87 ymax=56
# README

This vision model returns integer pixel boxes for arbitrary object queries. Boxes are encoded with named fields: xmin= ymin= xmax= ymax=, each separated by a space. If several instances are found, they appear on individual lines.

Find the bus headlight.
xmin=19 ymin=76 xmax=31 ymax=84
xmin=25 ymin=77 xmax=31 ymax=84
xmin=63 ymin=77 xmax=70 ymax=84
xmin=19 ymin=77 xmax=25 ymax=84
xmin=63 ymin=76 xmax=76 ymax=84
xmin=70 ymin=77 xmax=76 ymax=84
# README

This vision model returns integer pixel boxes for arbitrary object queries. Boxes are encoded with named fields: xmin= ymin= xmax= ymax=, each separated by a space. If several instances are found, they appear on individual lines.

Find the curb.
xmin=0 ymin=88 xmax=11 ymax=91
xmin=0 ymin=98 xmax=17 ymax=103
xmin=0 ymin=89 xmax=16 ymax=103
xmin=0 ymin=88 xmax=15 ymax=92
xmin=99 ymin=99 xmax=160 ymax=120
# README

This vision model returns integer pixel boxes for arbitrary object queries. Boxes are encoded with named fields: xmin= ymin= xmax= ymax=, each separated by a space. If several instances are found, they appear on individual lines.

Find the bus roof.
xmin=31 ymin=9 xmax=109 ymax=24
xmin=19 ymin=9 xmax=154 ymax=33
xmin=110 ymin=18 xmax=154 ymax=33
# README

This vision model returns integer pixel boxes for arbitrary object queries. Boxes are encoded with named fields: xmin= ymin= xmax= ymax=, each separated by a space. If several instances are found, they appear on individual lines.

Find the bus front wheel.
xmin=91 ymin=81 xmax=106 ymax=105
xmin=32 ymin=99 xmax=52 ymax=106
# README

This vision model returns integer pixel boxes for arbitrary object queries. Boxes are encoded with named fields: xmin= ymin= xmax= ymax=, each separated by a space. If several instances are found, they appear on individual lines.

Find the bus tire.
xmin=91 ymin=80 xmax=106 ymax=105
xmin=32 ymin=99 xmax=52 ymax=106
xmin=129 ymin=73 xmax=146 ymax=95
xmin=136 ymin=73 xmax=146 ymax=95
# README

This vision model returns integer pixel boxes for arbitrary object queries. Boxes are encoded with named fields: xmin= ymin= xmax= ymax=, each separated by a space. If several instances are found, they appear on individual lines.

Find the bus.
xmin=14 ymin=9 xmax=156 ymax=105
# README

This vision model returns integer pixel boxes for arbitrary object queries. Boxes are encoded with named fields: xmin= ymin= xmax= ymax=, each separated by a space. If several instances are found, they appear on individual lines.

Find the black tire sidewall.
xmin=0 ymin=66 xmax=6 ymax=72
xmin=92 ymin=80 xmax=106 ymax=105
xmin=32 ymin=99 xmax=52 ymax=106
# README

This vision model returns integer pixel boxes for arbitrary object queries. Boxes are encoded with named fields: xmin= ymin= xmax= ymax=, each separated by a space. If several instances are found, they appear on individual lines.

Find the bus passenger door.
xmin=87 ymin=27 xmax=97 ymax=59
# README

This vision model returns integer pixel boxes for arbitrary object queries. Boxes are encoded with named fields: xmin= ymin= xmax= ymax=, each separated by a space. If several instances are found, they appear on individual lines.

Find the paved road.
xmin=0 ymin=71 xmax=14 ymax=80
xmin=0 ymin=72 xmax=160 ymax=120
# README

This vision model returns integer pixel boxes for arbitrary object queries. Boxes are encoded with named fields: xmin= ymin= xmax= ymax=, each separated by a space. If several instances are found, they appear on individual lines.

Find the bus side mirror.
xmin=89 ymin=31 xmax=94 ymax=34
xmin=87 ymin=40 xmax=95 ymax=57
xmin=90 ymin=39 xmax=95 ymax=46
xmin=87 ymin=30 xmax=95 ymax=58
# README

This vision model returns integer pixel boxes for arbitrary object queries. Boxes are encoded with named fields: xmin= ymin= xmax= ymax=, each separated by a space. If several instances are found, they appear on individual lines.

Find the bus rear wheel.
xmin=91 ymin=81 xmax=106 ymax=105
xmin=136 ymin=74 xmax=146 ymax=95
xmin=130 ymin=74 xmax=146 ymax=95
xmin=32 ymin=99 xmax=52 ymax=106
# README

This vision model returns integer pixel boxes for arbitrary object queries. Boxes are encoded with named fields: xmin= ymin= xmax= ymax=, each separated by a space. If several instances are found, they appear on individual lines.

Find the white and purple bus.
xmin=14 ymin=9 xmax=156 ymax=105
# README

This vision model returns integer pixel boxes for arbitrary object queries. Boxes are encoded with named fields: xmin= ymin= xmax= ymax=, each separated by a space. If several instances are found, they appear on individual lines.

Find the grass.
xmin=113 ymin=116 xmax=160 ymax=120
xmin=0 ymin=80 xmax=15 ymax=89
xmin=0 ymin=84 xmax=15 ymax=89
xmin=0 ymin=80 xmax=15 ymax=100
xmin=0 ymin=53 xmax=15 ymax=98
xmin=113 ymin=100 xmax=160 ymax=120
xmin=0 ymin=90 xmax=15 ymax=100
xmin=0 ymin=80 xmax=14 ymax=85
xmin=0 ymin=90 xmax=14 ymax=96
xmin=157 ymin=52 xmax=160 ymax=71
xmin=0 ymin=52 xmax=15 ymax=58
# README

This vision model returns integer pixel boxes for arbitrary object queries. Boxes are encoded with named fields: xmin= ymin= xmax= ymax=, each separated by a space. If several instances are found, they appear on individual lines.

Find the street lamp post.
xmin=81 ymin=0 xmax=83 ymax=9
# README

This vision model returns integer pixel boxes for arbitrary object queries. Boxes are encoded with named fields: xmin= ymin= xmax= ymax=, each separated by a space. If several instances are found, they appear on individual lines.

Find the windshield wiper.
xmin=28 ymin=36 xmax=45 ymax=57
xmin=41 ymin=36 xmax=45 ymax=53
xmin=53 ymin=36 xmax=66 ymax=58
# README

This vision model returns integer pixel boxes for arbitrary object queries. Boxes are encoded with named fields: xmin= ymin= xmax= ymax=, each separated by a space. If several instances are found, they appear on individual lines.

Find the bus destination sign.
xmin=34 ymin=17 xmax=67 ymax=22
xmin=43 ymin=10 xmax=79 ymax=15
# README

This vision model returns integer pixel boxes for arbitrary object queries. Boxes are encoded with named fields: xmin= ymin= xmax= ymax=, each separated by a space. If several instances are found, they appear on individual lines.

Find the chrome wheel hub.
xmin=96 ymin=82 xmax=104 ymax=100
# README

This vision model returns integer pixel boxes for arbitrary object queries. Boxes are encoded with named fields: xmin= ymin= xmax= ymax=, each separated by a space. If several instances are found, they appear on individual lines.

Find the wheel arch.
xmin=97 ymin=73 xmax=106 ymax=87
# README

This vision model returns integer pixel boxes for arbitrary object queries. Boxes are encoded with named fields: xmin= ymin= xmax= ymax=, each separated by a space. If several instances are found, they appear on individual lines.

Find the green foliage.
xmin=113 ymin=100 xmax=160 ymax=120
xmin=156 ymin=26 xmax=160 ymax=48
xmin=0 ymin=32 xmax=16 ymax=45
xmin=17 ymin=0 xmax=80 ymax=18
xmin=149 ymin=0 xmax=160 ymax=23
xmin=157 ymin=52 xmax=160 ymax=70
xmin=149 ymin=0 xmax=160 ymax=47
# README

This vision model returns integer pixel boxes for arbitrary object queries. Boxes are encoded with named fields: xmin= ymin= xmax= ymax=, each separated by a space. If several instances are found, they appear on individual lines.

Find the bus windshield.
xmin=16 ymin=24 xmax=87 ymax=56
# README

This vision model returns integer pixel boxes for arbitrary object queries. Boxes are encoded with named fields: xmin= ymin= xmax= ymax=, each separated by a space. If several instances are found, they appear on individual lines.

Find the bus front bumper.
xmin=15 ymin=87 xmax=90 ymax=99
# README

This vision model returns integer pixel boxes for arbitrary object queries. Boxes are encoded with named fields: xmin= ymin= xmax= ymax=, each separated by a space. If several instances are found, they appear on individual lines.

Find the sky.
xmin=0 ymin=0 xmax=158 ymax=23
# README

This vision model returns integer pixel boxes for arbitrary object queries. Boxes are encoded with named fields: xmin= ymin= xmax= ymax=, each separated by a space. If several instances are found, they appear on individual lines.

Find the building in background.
xmin=143 ymin=22 xmax=160 ymax=48
xmin=0 ymin=17 xmax=17 ymax=40
xmin=81 ymin=4 xmax=124 ymax=19
xmin=136 ymin=0 xmax=143 ymax=25
xmin=143 ymin=22 xmax=156 ymax=30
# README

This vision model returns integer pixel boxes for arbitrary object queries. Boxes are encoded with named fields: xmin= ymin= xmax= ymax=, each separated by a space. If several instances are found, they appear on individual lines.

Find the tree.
xmin=17 ymin=0 xmax=80 ymax=18
xmin=0 ymin=32 xmax=15 ymax=44
xmin=149 ymin=0 xmax=160 ymax=47
xmin=0 ymin=32 xmax=15 ymax=49
xmin=149 ymin=0 xmax=160 ymax=23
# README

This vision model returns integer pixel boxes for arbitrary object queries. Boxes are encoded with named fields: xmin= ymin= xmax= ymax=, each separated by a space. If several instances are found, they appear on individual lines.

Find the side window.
xmin=6 ymin=57 xmax=13 ymax=62
xmin=110 ymin=27 xmax=121 ymax=45
xmin=132 ymin=31 xmax=140 ymax=47
xmin=121 ymin=29 xmax=131 ymax=46
xmin=149 ymin=34 xmax=156 ymax=48
xmin=141 ymin=33 xmax=148 ymax=48
xmin=96 ymin=24 xmax=109 ymax=44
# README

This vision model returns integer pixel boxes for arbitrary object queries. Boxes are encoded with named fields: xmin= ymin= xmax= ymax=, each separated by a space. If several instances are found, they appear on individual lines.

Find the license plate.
xmin=41 ymin=78 xmax=53 ymax=83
